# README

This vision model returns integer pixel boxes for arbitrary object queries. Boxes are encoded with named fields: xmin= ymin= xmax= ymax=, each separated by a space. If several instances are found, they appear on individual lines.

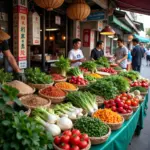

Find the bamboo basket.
xmin=28 ymin=82 xmax=54 ymax=90
xmin=90 ymin=126 xmax=111 ymax=145
xmin=53 ymin=140 xmax=91 ymax=150
xmin=131 ymin=105 xmax=139 ymax=112
xmin=119 ymin=111 xmax=133 ymax=121
xmin=19 ymin=95 xmax=51 ymax=109
xmin=54 ymin=77 xmax=67 ymax=83
xmin=105 ymin=116 xmax=124 ymax=130
xmin=38 ymin=89 xmax=67 ymax=104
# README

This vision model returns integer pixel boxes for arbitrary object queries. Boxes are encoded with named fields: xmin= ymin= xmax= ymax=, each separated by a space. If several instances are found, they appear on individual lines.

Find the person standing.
xmin=114 ymin=39 xmax=128 ymax=69
xmin=0 ymin=29 xmax=26 ymax=81
xmin=131 ymin=38 xmax=143 ymax=72
xmin=145 ymin=48 xmax=150 ymax=66
xmin=91 ymin=41 xmax=104 ymax=60
xmin=68 ymin=38 xmax=86 ymax=67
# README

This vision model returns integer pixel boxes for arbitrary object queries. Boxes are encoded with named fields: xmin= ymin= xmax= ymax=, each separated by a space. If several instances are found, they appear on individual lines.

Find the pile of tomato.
xmin=79 ymin=67 xmax=88 ymax=73
xmin=69 ymin=76 xmax=88 ymax=86
xmin=104 ymin=93 xmax=139 ymax=114
xmin=99 ymin=68 xmax=117 ymax=74
xmin=130 ymin=80 xmax=149 ymax=88
xmin=51 ymin=74 xmax=65 ymax=80
xmin=54 ymin=129 xmax=90 ymax=150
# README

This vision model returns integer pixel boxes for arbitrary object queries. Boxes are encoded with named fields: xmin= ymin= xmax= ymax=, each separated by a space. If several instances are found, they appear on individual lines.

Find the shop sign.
xmin=75 ymin=21 xmax=80 ymax=39
xmin=90 ymin=31 xmax=95 ymax=50
xmin=13 ymin=0 xmax=28 ymax=7
xmin=13 ymin=1 xmax=27 ymax=69
xmin=83 ymin=29 xmax=91 ymax=47
xmin=87 ymin=12 xmax=105 ymax=21
xmin=55 ymin=16 xmax=61 ymax=25
xmin=28 ymin=12 xmax=41 ymax=45
xmin=97 ymin=21 xmax=103 ymax=31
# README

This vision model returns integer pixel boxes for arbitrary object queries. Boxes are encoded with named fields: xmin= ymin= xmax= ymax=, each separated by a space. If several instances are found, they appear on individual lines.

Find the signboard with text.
xmin=83 ymin=29 xmax=91 ymax=47
xmin=13 ymin=0 xmax=27 ymax=69
xmin=28 ymin=12 xmax=41 ymax=45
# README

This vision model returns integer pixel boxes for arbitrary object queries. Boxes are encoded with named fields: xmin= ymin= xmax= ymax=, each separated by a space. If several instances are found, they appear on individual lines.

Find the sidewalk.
xmin=128 ymin=59 xmax=150 ymax=150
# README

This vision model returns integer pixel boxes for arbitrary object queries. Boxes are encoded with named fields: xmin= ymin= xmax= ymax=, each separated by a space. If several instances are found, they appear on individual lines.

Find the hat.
xmin=0 ymin=28 xmax=10 ymax=41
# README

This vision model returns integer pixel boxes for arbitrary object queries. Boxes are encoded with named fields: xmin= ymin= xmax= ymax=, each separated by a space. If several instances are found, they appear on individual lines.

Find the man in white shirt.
xmin=68 ymin=38 xmax=86 ymax=67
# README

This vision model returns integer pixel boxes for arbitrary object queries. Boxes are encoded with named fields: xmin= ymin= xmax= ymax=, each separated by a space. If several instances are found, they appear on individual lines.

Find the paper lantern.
xmin=34 ymin=0 xmax=64 ymax=11
xmin=128 ymin=35 xmax=133 ymax=41
xmin=67 ymin=0 xmax=91 ymax=21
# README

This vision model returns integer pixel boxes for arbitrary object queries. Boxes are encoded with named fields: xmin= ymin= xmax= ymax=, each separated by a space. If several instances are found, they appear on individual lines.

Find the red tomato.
xmin=60 ymin=135 xmax=70 ymax=144
xmin=70 ymin=135 xmax=80 ymax=145
xmin=125 ymin=100 xmax=131 ymax=106
xmin=80 ymin=134 xmax=89 ymax=142
xmin=123 ymin=104 xmax=129 ymax=109
xmin=127 ymin=94 xmax=133 ymax=99
xmin=104 ymin=101 xmax=109 ymax=105
xmin=54 ymin=136 xmax=61 ymax=145
xmin=133 ymin=82 xmax=138 ymax=86
xmin=121 ymin=97 xmax=127 ymax=101
xmin=111 ymin=106 xmax=117 ymax=112
xmin=131 ymin=101 xmax=138 ymax=106
xmin=118 ymin=107 xmax=124 ymax=113
xmin=122 ymin=93 xmax=127 ymax=97
xmin=114 ymin=98 xmax=121 ymax=104
xmin=60 ymin=143 xmax=70 ymax=150
xmin=63 ymin=130 xmax=72 ymax=137
xmin=72 ymin=129 xmax=81 ymax=136
xmin=117 ymin=101 xmax=124 ymax=107
xmin=78 ymin=140 xmax=88 ymax=149
xmin=70 ymin=145 xmax=80 ymax=150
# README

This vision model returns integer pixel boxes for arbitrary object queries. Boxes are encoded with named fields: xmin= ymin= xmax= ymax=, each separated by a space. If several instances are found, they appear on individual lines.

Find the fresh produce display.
xmin=69 ymin=76 xmax=88 ymax=86
xmin=55 ymin=56 xmax=70 ymax=76
xmin=84 ymin=75 xmax=96 ymax=82
xmin=119 ymin=70 xmax=139 ymax=81
xmin=88 ymin=73 xmax=103 ymax=79
xmin=102 ymin=75 xmax=130 ymax=93
xmin=80 ymin=67 xmax=89 ymax=73
xmin=87 ymin=79 xmax=119 ymax=100
xmin=130 ymin=80 xmax=149 ymax=88
xmin=67 ymin=67 xmax=84 ymax=78
xmin=66 ymin=91 xmax=98 ymax=114
xmin=51 ymin=103 xmax=84 ymax=120
xmin=114 ymin=66 xmax=122 ymax=71
xmin=93 ymin=109 xmax=123 ymax=123
xmin=54 ymin=129 xmax=90 ymax=150
xmin=0 ymin=69 xmax=13 ymax=84
xmin=55 ymin=82 xmax=78 ymax=91
xmin=99 ymin=68 xmax=117 ymax=74
xmin=95 ymin=56 xmax=110 ymax=68
xmin=40 ymin=86 xmax=66 ymax=97
xmin=74 ymin=116 xmax=109 ymax=137
xmin=81 ymin=61 xmax=97 ymax=73
xmin=25 ymin=67 xmax=53 ymax=84
xmin=51 ymin=74 xmax=65 ymax=80
xmin=130 ymin=86 xmax=148 ymax=93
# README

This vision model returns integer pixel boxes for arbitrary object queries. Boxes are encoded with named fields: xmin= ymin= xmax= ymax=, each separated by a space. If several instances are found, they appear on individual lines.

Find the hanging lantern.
xmin=128 ymin=35 xmax=133 ymax=41
xmin=100 ymin=26 xmax=115 ymax=35
xmin=67 ymin=0 xmax=91 ymax=21
xmin=34 ymin=0 xmax=64 ymax=11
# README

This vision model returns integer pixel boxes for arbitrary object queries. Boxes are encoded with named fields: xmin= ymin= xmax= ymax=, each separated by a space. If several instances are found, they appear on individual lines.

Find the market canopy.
xmin=134 ymin=34 xmax=150 ymax=43
xmin=114 ymin=0 xmax=150 ymax=15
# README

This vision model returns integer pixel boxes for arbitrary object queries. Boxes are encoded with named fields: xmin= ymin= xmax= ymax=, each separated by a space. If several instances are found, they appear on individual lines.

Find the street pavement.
xmin=128 ymin=59 xmax=150 ymax=150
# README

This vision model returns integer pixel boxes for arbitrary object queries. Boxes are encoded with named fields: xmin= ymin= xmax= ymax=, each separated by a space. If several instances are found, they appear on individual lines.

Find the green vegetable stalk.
xmin=81 ymin=61 xmax=97 ymax=73
xmin=67 ymin=67 xmax=83 ymax=78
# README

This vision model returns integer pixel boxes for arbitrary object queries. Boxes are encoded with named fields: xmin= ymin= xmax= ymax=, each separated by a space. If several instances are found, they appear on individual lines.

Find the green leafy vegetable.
xmin=67 ymin=67 xmax=83 ymax=78
xmin=87 ymin=79 xmax=119 ymax=100
xmin=74 ymin=116 xmax=109 ymax=137
xmin=95 ymin=56 xmax=110 ymax=68
xmin=114 ymin=66 xmax=122 ymax=71
xmin=81 ymin=61 xmax=97 ymax=73
xmin=55 ymin=56 xmax=70 ymax=76
xmin=25 ymin=68 xmax=53 ymax=84
xmin=0 ymin=69 xmax=13 ymax=84
xmin=130 ymin=86 xmax=147 ymax=93
xmin=84 ymin=75 xmax=96 ymax=82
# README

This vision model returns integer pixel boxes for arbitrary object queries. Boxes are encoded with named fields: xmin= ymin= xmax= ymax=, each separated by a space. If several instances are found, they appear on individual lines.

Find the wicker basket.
xmin=18 ymin=88 xmax=36 ymax=97
xmin=54 ymin=77 xmax=67 ymax=83
xmin=90 ymin=126 xmax=111 ymax=145
xmin=140 ymin=91 xmax=148 ymax=96
xmin=131 ymin=105 xmax=139 ymax=112
xmin=53 ymin=140 xmax=91 ymax=150
xmin=28 ymin=82 xmax=54 ymax=90
xmin=19 ymin=95 xmax=51 ymax=109
xmin=96 ymin=96 xmax=104 ymax=107
xmin=84 ymin=71 xmax=91 ymax=75
xmin=106 ymin=116 xmax=124 ymax=130
xmin=119 ymin=111 xmax=133 ymax=121
xmin=38 ymin=89 xmax=67 ymax=104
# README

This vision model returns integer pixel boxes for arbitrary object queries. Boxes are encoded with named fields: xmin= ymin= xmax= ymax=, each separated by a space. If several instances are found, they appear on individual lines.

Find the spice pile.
xmin=40 ymin=86 xmax=66 ymax=97
xmin=55 ymin=82 xmax=78 ymax=91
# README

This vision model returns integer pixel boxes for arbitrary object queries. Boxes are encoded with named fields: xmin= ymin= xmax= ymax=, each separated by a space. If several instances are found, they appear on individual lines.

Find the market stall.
xmin=0 ymin=56 xmax=149 ymax=150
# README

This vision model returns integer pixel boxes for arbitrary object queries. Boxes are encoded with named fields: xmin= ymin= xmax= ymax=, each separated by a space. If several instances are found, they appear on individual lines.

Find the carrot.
xmin=93 ymin=109 xmax=123 ymax=123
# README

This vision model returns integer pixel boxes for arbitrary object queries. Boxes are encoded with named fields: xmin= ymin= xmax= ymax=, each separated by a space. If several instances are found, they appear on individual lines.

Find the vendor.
xmin=68 ymin=38 xmax=86 ymax=67
xmin=91 ymin=41 xmax=104 ymax=60
xmin=0 ymin=29 xmax=26 ymax=81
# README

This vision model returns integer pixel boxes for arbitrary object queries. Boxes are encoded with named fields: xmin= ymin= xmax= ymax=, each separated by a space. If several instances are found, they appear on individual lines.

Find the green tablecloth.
xmin=91 ymin=90 xmax=149 ymax=150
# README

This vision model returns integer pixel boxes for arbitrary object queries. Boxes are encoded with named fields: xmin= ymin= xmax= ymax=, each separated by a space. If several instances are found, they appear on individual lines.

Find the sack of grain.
xmin=7 ymin=80 xmax=35 ymax=96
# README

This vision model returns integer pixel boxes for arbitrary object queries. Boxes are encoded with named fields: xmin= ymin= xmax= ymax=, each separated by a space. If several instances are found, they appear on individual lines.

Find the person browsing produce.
xmin=0 ymin=28 xmax=26 ymax=81
xmin=91 ymin=41 xmax=104 ymax=60
xmin=114 ymin=38 xmax=128 ymax=69
xmin=68 ymin=38 xmax=86 ymax=67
